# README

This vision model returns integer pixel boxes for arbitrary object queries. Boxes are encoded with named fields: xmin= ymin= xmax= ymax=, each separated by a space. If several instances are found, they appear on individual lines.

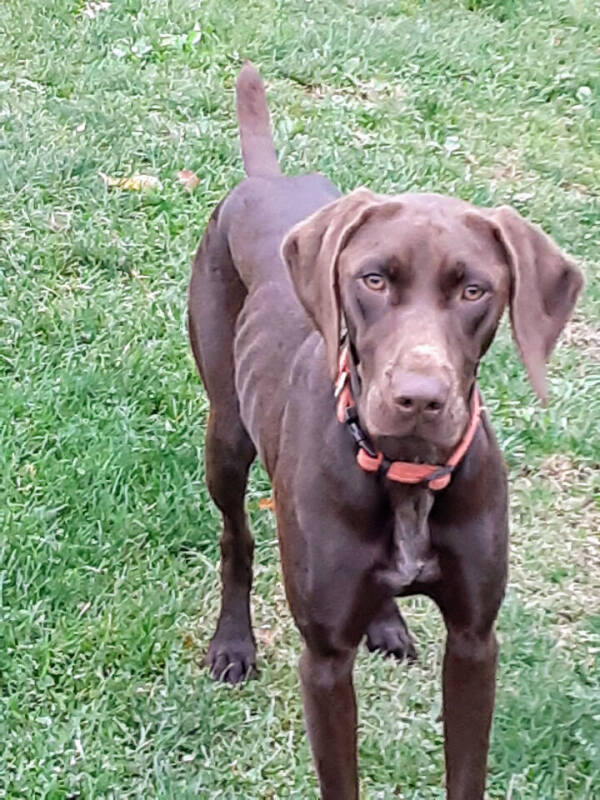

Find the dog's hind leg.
xmin=188 ymin=207 xmax=257 ymax=684
xmin=202 ymin=406 xmax=256 ymax=683
xmin=365 ymin=600 xmax=417 ymax=662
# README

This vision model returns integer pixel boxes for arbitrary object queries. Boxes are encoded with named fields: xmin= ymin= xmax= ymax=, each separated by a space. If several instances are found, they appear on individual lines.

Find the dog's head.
xmin=282 ymin=188 xmax=582 ymax=462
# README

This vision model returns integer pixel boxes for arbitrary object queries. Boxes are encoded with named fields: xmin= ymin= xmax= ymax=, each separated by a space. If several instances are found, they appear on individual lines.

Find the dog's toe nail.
xmin=205 ymin=636 xmax=257 ymax=684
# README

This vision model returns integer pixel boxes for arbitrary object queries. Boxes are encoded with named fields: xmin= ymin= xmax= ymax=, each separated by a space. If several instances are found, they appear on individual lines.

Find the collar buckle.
xmin=423 ymin=465 xmax=454 ymax=484
xmin=343 ymin=408 xmax=378 ymax=459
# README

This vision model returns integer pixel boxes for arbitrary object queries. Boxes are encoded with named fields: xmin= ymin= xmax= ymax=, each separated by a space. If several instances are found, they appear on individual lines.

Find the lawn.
xmin=1 ymin=0 xmax=599 ymax=797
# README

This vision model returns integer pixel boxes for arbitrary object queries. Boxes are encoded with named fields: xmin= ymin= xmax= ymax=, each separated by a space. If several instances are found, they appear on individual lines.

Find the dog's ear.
xmin=466 ymin=206 xmax=583 ymax=402
xmin=281 ymin=188 xmax=404 ymax=379
xmin=281 ymin=188 xmax=376 ymax=379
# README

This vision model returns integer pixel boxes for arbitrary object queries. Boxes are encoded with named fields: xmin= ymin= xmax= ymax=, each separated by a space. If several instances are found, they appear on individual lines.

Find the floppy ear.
xmin=281 ymin=188 xmax=376 ymax=379
xmin=281 ymin=188 xmax=404 ymax=379
xmin=469 ymin=206 xmax=583 ymax=402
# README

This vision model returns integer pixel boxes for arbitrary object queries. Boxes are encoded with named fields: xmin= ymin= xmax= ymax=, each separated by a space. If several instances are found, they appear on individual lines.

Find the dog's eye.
xmin=462 ymin=284 xmax=485 ymax=301
xmin=362 ymin=273 xmax=386 ymax=292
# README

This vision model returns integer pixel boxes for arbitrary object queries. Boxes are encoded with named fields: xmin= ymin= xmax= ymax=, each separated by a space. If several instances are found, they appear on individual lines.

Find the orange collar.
xmin=334 ymin=345 xmax=481 ymax=491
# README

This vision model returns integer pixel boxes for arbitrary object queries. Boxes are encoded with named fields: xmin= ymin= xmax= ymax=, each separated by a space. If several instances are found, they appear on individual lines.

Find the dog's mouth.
xmin=359 ymin=383 xmax=470 ymax=462
xmin=371 ymin=434 xmax=451 ymax=465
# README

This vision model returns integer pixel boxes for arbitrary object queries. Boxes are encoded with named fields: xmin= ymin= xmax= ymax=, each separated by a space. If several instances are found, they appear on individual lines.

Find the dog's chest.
xmin=376 ymin=487 xmax=442 ymax=593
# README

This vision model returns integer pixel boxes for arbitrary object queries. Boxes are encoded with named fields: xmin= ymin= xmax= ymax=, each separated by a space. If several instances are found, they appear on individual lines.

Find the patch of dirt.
xmin=539 ymin=452 xmax=597 ymax=485
xmin=252 ymin=568 xmax=294 ymax=655
xmin=298 ymin=77 xmax=406 ymax=109
xmin=559 ymin=180 xmax=592 ymax=200
xmin=487 ymin=147 xmax=527 ymax=183
xmin=563 ymin=314 xmax=600 ymax=362
xmin=510 ymin=455 xmax=600 ymax=650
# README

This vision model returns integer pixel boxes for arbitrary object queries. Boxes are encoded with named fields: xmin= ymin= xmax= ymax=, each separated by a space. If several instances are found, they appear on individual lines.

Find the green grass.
xmin=1 ymin=0 xmax=599 ymax=796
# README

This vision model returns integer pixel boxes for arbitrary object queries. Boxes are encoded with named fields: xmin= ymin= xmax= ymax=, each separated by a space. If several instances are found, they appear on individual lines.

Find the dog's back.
xmin=188 ymin=65 xmax=337 ymax=473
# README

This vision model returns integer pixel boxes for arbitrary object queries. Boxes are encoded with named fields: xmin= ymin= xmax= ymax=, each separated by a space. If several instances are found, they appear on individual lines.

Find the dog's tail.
xmin=236 ymin=62 xmax=281 ymax=178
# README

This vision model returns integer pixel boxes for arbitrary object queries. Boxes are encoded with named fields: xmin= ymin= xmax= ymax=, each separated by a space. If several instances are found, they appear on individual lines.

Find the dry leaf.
xmin=177 ymin=169 xmax=200 ymax=192
xmin=258 ymin=497 xmax=275 ymax=511
xmin=99 ymin=172 xmax=161 ymax=191
xmin=256 ymin=627 xmax=276 ymax=646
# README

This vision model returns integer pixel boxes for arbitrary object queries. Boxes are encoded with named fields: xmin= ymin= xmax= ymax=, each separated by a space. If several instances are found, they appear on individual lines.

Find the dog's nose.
xmin=392 ymin=372 xmax=449 ymax=418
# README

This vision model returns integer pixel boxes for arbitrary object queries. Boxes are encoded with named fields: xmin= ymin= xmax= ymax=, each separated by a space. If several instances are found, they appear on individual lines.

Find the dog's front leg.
xmin=442 ymin=626 xmax=498 ymax=799
xmin=431 ymin=507 xmax=507 ymax=797
xmin=299 ymin=645 xmax=359 ymax=799
xmin=275 ymin=490 xmax=386 ymax=799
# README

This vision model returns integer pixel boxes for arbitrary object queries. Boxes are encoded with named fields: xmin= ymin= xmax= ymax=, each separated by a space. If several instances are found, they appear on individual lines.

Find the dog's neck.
xmin=376 ymin=483 xmax=441 ymax=594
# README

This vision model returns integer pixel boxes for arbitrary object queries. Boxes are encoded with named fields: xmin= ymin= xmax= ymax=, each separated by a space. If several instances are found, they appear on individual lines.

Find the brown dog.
xmin=188 ymin=64 xmax=582 ymax=799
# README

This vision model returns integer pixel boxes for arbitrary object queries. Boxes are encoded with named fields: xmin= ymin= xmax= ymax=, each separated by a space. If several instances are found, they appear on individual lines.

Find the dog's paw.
xmin=205 ymin=634 xmax=257 ymax=684
xmin=365 ymin=605 xmax=417 ymax=663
